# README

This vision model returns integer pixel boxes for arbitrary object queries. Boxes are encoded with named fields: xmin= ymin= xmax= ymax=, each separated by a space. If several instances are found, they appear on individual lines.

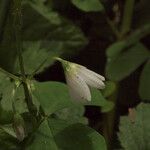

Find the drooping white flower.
xmin=55 ymin=57 xmax=105 ymax=103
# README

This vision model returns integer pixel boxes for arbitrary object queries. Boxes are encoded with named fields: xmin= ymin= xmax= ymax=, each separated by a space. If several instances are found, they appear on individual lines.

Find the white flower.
xmin=55 ymin=57 xmax=105 ymax=103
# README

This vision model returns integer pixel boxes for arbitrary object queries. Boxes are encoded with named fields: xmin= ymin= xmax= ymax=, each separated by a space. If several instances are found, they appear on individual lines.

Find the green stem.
xmin=102 ymin=1 xmax=135 ymax=148
xmin=0 ymin=67 xmax=20 ymax=81
xmin=13 ymin=0 xmax=36 ymax=116
xmin=13 ymin=0 xmax=25 ymax=77
xmin=102 ymin=84 xmax=118 ymax=150
xmin=106 ymin=17 xmax=121 ymax=40
xmin=0 ymin=0 xmax=10 ymax=39
xmin=121 ymin=0 xmax=135 ymax=36
xmin=30 ymin=59 xmax=48 ymax=78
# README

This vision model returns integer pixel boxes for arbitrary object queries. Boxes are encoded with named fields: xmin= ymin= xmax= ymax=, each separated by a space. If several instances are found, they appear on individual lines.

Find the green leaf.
xmin=0 ymin=76 xmax=38 ymax=117
xmin=102 ymin=81 xmax=117 ymax=97
xmin=15 ymin=41 xmax=62 ymax=74
xmin=71 ymin=0 xmax=104 ymax=12
xmin=33 ymin=81 xmax=72 ymax=115
xmin=53 ymin=105 xmax=88 ymax=124
xmin=18 ymin=2 xmax=87 ymax=74
xmin=0 ymin=73 xmax=27 ymax=114
xmin=107 ymin=23 xmax=150 ymax=59
xmin=89 ymin=88 xmax=114 ymax=112
xmin=139 ymin=60 xmax=150 ymax=101
xmin=25 ymin=0 xmax=61 ymax=25
xmin=22 ymin=112 xmax=38 ymax=135
xmin=118 ymin=103 xmax=150 ymax=150
xmin=26 ymin=119 xmax=58 ymax=150
xmin=106 ymin=43 xmax=150 ymax=81
xmin=0 ymin=105 xmax=13 ymax=124
xmin=26 ymin=118 xmax=107 ymax=150
xmin=22 ymin=1 xmax=87 ymax=54
xmin=0 ymin=74 xmax=13 ymax=124
xmin=0 ymin=124 xmax=16 ymax=139
xmin=0 ymin=77 xmax=15 ymax=111
xmin=0 ymin=128 xmax=19 ymax=150
xmin=106 ymin=41 xmax=126 ymax=59
xmin=126 ymin=23 xmax=150 ymax=45
xmin=33 ymin=81 xmax=113 ymax=115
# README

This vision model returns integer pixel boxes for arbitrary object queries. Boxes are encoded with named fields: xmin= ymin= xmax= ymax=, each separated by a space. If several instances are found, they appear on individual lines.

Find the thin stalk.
xmin=105 ymin=17 xmax=121 ymax=40
xmin=102 ymin=84 xmax=118 ymax=150
xmin=13 ymin=0 xmax=25 ymax=78
xmin=0 ymin=67 xmax=20 ymax=81
xmin=13 ymin=0 xmax=36 ymax=116
xmin=121 ymin=0 xmax=135 ymax=36
xmin=102 ymin=7 xmax=121 ymax=40
xmin=102 ymin=1 xmax=135 ymax=148
xmin=30 ymin=59 xmax=48 ymax=78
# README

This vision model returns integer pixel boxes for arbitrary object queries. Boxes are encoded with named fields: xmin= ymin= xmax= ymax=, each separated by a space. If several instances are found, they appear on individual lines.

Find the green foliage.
xmin=106 ymin=41 xmax=126 ymax=59
xmin=25 ymin=0 xmax=61 ymax=25
xmin=106 ymin=43 xmax=150 ymax=81
xmin=33 ymin=81 xmax=113 ymax=115
xmin=0 ymin=73 xmax=14 ymax=111
xmin=13 ymin=0 xmax=88 ymax=75
xmin=102 ymin=81 xmax=117 ymax=98
xmin=71 ymin=0 xmax=104 ymax=12
xmin=0 ymin=0 xmax=150 ymax=149
xmin=127 ymin=23 xmax=150 ymax=44
xmin=106 ymin=23 xmax=150 ymax=59
xmin=0 ymin=73 xmax=27 ymax=114
xmin=0 ymin=130 xmax=19 ymax=150
xmin=118 ymin=103 xmax=150 ymax=150
xmin=13 ymin=113 xmax=25 ymax=141
xmin=15 ymin=41 xmax=62 ymax=74
xmin=0 ymin=105 xmax=13 ymax=124
xmin=26 ymin=118 xmax=107 ymax=150
xmin=1 ymin=0 xmax=87 ymax=75
xmin=139 ymin=60 xmax=150 ymax=101
xmin=53 ymin=105 xmax=88 ymax=124
xmin=22 ymin=1 xmax=87 ymax=55
xmin=0 ymin=124 xmax=17 ymax=139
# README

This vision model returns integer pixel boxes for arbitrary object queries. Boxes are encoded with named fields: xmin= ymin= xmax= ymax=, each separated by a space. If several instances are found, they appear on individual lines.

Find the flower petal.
xmin=77 ymin=67 xmax=105 ymax=89
xmin=65 ymin=72 xmax=91 ymax=103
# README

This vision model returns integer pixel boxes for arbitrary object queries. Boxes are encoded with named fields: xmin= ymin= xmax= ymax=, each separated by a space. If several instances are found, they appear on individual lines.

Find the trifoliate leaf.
xmin=102 ymin=81 xmax=117 ymax=98
xmin=0 ymin=128 xmax=19 ymax=150
xmin=26 ymin=118 xmax=107 ymax=150
xmin=118 ymin=103 xmax=150 ymax=150
xmin=15 ymin=41 xmax=62 ymax=74
xmin=106 ymin=43 xmax=150 ymax=81
xmin=33 ymin=81 xmax=113 ymax=115
xmin=53 ymin=105 xmax=88 ymax=124
xmin=0 ymin=73 xmax=28 ymax=114
xmin=23 ymin=1 xmax=87 ymax=54
xmin=17 ymin=2 xmax=87 ymax=74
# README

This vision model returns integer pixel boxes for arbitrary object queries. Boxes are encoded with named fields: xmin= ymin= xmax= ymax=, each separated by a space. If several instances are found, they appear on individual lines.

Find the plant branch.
xmin=102 ymin=83 xmax=118 ymax=150
xmin=0 ymin=67 xmax=20 ymax=81
xmin=105 ymin=16 xmax=121 ymax=40
xmin=13 ymin=0 xmax=36 ymax=116
xmin=13 ymin=0 xmax=25 ymax=78
xmin=121 ymin=0 xmax=135 ymax=36
xmin=30 ymin=59 xmax=48 ymax=79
